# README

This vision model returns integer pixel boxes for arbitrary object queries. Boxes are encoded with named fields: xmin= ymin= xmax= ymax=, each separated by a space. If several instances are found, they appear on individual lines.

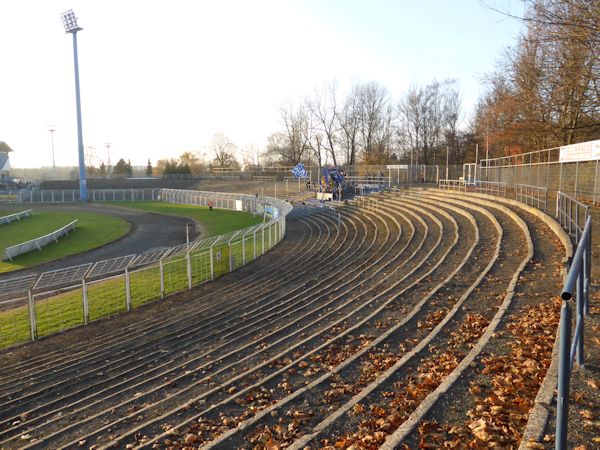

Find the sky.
xmin=0 ymin=0 xmax=525 ymax=169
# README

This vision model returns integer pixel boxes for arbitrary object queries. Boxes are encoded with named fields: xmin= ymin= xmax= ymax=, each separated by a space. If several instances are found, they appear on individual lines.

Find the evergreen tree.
xmin=146 ymin=159 xmax=153 ymax=176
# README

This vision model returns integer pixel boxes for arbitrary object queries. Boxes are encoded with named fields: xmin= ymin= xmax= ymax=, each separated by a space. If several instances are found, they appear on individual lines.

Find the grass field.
xmin=0 ymin=209 xmax=130 ymax=274
xmin=104 ymin=201 xmax=264 ymax=237
xmin=0 ymin=201 xmax=274 ymax=348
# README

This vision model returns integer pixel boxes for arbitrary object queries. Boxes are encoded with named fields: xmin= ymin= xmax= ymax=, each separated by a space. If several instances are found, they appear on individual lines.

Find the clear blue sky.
xmin=0 ymin=0 xmax=524 ymax=168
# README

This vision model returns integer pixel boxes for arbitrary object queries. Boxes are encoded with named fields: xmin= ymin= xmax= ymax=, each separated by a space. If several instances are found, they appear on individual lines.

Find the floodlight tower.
xmin=47 ymin=126 xmax=56 ymax=171
xmin=105 ymin=142 xmax=111 ymax=172
xmin=61 ymin=10 xmax=87 ymax=201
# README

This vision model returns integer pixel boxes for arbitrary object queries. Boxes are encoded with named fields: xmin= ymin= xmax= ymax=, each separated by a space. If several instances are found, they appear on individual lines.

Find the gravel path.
xmin=0 ymin=204 xmax=201 ymax=280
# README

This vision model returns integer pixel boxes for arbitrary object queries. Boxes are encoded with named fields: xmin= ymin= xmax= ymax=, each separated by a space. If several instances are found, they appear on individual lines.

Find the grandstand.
xmin=0 ymin=186 xmax=574 ymax=448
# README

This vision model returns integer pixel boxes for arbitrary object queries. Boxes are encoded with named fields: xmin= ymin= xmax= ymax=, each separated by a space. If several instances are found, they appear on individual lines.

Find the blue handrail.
xmin=556 ymin=215 xmax=592 ymax=449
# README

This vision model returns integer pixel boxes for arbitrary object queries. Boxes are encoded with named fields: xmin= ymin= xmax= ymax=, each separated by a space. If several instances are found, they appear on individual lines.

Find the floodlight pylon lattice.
xmin=61 ymin=10 xmax=82 ymax=33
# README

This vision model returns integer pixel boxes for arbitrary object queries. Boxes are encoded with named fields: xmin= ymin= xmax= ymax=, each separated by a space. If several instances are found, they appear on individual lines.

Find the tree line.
xmin=475 ymin=0 xmax=599 ymax=157
xmin=100 ymin=1 xmax=599 ymax=175
xmin=264 ymin=79 xmax=470 ymax=168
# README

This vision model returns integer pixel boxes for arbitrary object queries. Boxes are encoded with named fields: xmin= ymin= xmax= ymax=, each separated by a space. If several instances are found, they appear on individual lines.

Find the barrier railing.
xmin=3 ymin=220 xmax=78 ymax=261
xmin=556 ymin=191 xmax=589 ymax=243
xmin=438 ymin=179 xmax=507 ymax=197
xmin=0 ymin=188 xmax=160 ymax=203
xmin=0 ymin=189 xmax=290 ymax=349
xmin=556 ymin=215 xmax=592 ymax=449
xmin=516 ymin=183 xmax=548 ymax=211
xmin=0 ymin=209 xmax=32 ymax=224
xmin=438 ymin=179 xmax=467 ymax=191
xmin=476 ymin=180 xmax=507 ymax=197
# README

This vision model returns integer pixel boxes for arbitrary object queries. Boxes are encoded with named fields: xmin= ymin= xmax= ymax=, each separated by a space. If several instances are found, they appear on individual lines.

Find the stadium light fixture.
xmin=61 ymin=9 xmax=88 ymax=201
xmin=61 ymin=10 xmax=82 ymax=33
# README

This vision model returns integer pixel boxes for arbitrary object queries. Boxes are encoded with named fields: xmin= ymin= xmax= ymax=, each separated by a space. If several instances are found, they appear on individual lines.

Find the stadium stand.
xmin=0 ymin=188 xmax=570 ymax=448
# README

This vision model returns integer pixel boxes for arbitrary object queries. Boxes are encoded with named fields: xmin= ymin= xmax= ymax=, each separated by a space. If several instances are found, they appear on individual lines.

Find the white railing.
xmin=3 ymin=220 xmax=78 ymax=261
xmin=516 ymin=184 xmax=548 ymax=211
xmin=439 ymin=179 xmax=506 ymax=197
xmin=0 ymin=189 xmax=291 ymax=348
xmin=0 ymin=189 xmax=160 ymax=203
xmin=439 ymin=179 xmax=467 ymax=191
xmin=0 ymin=209 xmax=32 ymax=225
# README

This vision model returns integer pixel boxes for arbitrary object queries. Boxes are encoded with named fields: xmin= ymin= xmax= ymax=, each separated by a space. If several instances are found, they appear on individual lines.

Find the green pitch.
xmin=0 ymin=209 xmax=130 ymax=274
xmin=104 ymin=201 xmax=264 ymax=237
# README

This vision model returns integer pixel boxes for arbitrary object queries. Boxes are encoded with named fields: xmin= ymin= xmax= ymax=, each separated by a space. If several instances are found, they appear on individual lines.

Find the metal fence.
xmin=516 ymin=184 xmax=548 ymax=212
xmin=438 ymin=179 xmax=507 ymax=197
xmin=482 ymin=147 xmax=600 ymax=205
xmin=556 ymin=215 xmax=592 ymax=450
xmin=0 ymin=189 xmax=290 ymax=349
xmin=556 ymin=191 xmax=590 ymax=243
xmin=0 ymin=188 xmax=160 ymax=203
xmin=439 ymin=179 xmax=467 ymax=191
xmin=0 ymin=209 xmax=31 ymax=224
xmin=3 ymin=220 xmax=78 ymax=261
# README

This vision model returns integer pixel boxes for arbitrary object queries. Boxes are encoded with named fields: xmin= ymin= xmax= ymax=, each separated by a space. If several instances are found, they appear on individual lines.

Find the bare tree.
xmin=357 ymin=81 xmax=392 ymax=163
xmin=209 ymin=132 xmax=239 ymax=168
xmin=266 ymin=100 xmax=311 ymax=166
xmin=338 ymin=83 xmax=362 ymax=165
xmin=307 ymin=81 xmax=340 ymax=166
xmin=178 ymin=151 xmax=204 ymax=174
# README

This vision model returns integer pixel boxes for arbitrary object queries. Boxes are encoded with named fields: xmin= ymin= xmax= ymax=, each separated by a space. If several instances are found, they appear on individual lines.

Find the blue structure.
xmin=0 ymin=141 xmax=11 ymax=174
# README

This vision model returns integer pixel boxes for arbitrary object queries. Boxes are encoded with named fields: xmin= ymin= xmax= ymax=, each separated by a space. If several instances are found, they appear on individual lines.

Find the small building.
xmin=0 ymin=141 xmax=12 ymax=175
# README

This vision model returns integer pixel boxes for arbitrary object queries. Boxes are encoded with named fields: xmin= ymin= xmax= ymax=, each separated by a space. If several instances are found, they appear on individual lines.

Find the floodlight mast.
xmin=61 ymin=10 xmax=87 ymax=201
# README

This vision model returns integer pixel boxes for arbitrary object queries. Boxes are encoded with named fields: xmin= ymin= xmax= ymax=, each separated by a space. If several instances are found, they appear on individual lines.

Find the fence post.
xmin=209 ymin=246 xmax=214 ymax=280
xmin=254 ymin=229 xmax=257 ymax=260
xmin=187 ymin=252 xmax=193 ymax=289
xmin=262 ymin=226 xmax=265 ymax=255
xmin=242 ymin=235 xmax=246 ymax=265
xmin=27 ymin=290 xmax=37 ymax=341
xmin=125 ymin=268 xmax=132 ymax=311
xmin=556 ymin=301 xmax=571 ymax=450
xmin=228 ymin=243 xmax=233 ymax=272
xmin=159 ymin=260 xmax=165 ymax=298
xmin=82 ymin=279 xmax=90 ymax=324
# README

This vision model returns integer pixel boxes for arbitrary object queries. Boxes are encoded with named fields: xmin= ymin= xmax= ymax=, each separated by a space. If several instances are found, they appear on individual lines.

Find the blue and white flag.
xmin=291 ymin=162 xmax=308 ymax=178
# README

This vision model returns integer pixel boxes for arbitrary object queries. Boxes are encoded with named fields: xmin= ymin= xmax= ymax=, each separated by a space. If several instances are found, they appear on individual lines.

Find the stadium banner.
xmin=291 ymin=162 xmax=309 ymax=178
xmin=386 ymin=164 xmax=408 ymax=169
xmin=559 ymin=139 xmax=600 ymax=163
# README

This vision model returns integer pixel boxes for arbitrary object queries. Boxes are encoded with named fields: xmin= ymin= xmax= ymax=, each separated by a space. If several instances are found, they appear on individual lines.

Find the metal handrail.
xmin=556 ymin=215 xmax=592 ymax=449
xmin=438 ymin=179 xmax=466 ymax=191
xmin=556 ymin=191 xmax=589 ymax=243
xmin=516 ymin=183 xmax=548 ymax=211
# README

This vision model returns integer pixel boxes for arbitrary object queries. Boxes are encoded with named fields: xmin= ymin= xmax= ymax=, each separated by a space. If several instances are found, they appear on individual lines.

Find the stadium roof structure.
xmin=0 ymin=142 xmax=13 ymax=153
